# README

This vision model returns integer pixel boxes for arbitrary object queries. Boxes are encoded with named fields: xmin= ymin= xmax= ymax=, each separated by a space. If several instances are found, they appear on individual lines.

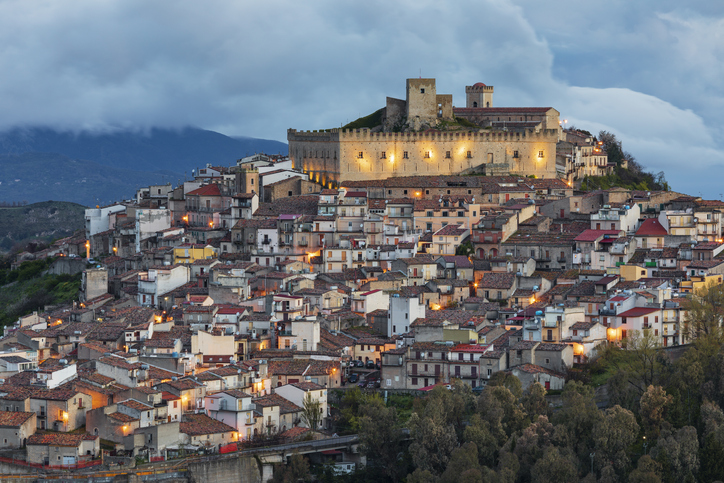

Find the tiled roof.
xmin=252 ymin=393 xmax=302 ymax=414
xmin=180 ymin=414 xmax=236 ymax=436
xmin=537 ymin=343 xmax=569 ymax=352
xmin=636 ymin=219 xmax=668 ymax=236
xmin=28 ymin=433 xmax=96 ymax=447
xmin=512 ymin=364 xmax=565 ymax=378
xmin=434 ymin=225 xmax=468 ymax=237
xmin=478 ymin=272 xmax=515 ymax=290
xmin=186 ymin=184 xmax=222 ymax=197
xmin=0 ymin=411 xmax=35 ymax=427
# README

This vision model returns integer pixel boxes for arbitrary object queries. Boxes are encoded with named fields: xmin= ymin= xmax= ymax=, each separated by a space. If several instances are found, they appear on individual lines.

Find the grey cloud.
xmin=0 ymin=0 xmax=721 ymax=196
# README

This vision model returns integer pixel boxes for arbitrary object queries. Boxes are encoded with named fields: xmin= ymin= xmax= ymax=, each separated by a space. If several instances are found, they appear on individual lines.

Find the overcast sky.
xmin=1 ymin=0 xmax=722 ymax=197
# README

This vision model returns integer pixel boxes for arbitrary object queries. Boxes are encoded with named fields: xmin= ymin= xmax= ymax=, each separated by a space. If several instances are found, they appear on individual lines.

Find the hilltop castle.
xmin=288 ymin=78 xmax=562 ymax=188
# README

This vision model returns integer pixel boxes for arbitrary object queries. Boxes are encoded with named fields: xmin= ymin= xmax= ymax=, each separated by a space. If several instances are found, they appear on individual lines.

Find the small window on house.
xmin=357 ymin=152 xmax=363 ymax=159
xmin=538 ymin=151 xmax=544 ymax=158
xmin=403 ymin=151 xmax=409 ymax=159
xmin=381 ymin=151 xmax=386 ymax=159
xmin=445 ymin=151 xmax=451 ymax=159
xmin=420 ymin=88 xmax=425 ymax=93
xmin=467 ymin=151 xmax=472 ymax=158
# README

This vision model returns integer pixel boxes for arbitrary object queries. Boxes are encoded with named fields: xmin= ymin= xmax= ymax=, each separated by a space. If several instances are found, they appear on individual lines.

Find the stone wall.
xmin=288 ymin=128 xmax=559 ymax=187
xmin=187 ymin=454 xmax=261 ymax=483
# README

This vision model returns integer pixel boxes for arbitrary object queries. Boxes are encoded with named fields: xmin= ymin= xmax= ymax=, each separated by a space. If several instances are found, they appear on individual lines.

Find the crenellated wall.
xmin=288 ymin=127 xmax=559 ymax=186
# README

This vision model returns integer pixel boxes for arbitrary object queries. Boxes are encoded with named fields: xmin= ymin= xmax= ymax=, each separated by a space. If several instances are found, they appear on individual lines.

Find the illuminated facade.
xmin=288 ymin=78 xmax=561 ymax=187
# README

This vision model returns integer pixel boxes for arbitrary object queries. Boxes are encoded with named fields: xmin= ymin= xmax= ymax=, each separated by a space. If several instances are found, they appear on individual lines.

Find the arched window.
xmin=473 ymin=102 xmax=478 ymax=107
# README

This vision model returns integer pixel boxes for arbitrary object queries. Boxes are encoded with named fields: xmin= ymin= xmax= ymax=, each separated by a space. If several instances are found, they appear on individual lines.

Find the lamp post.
xmin=643 ymin=435 xmax=648 ymax=455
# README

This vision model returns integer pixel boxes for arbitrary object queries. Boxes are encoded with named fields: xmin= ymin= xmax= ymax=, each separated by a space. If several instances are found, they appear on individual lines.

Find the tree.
xmin=407 ymin=409 xmax=459 ymax=475
xmin=478 ymin=385 xmax=527 ymax=443
xmin=552 ymin=381 xmax=601 ymax=460
xmin=628 ymin=455 xmax=662 ymax=483
xmin=683 ymin=281 xmax=724 ymax=342
xmin=300 ymin=393 xmax=321 ymax=430
xmin=592 ymin=405 xmax=639 ymax=476
xmin=439 ymin=442 xmax=482 ymax=483
xmin=462 ymin=414 xmax=498 ymax=467
xmin=522 ymin=382 xmax=549 ymax=419
xmin=358 ymin=397 xmax=407 ymax=482
xmin=530 ymin=446 xmax=578 ymax=483
xmin=640 ymin=385 xmax=673 ymax=438
xmin=487 ymin=371 xmax=522 ymax=398
xmin=269 ymin=453 xmax=310 ymax=483
xmin=650 ymin=426 xmax=699 ymax=483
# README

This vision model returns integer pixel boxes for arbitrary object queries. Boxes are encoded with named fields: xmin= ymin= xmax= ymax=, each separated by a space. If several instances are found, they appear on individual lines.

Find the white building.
xmin=137 ymin=265 xmax=190 ymax=307
xmin=388 ymin=294 xmax=426 ymax=337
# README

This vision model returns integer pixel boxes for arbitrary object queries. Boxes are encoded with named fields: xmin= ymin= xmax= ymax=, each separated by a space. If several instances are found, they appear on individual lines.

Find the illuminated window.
xmin=380 ymin=152 xmax=386 ymax=159
xmin=403 ymin=151 xmax=409 ymax=159
xmin=445 ymin=151 xmax=451 ymax=159
xmin=538 ymin=151 xmax=544 ymax=158
xmin=467 ymin=151 xmax=472 ymax=158
xmin=357 ymin=152 xmax=363 ymax=159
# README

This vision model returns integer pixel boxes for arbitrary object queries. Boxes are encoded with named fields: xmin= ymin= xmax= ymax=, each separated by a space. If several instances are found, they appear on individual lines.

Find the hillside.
xmin=0 ymin=152 xmax=181 ymax=206
xmin=0 ymin=126 xmax=288 ymax=173
xmin=0 ymin=258 xmax=81 ymax=328
xmin=0 ymin=200 xmax=86 ymax=252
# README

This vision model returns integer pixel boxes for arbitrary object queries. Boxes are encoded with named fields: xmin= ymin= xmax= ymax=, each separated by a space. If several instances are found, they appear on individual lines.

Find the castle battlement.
xmin=289 ymin=127 xmax=559 ymax=142
xmin=288 ymin=78 xmax=561 ymax=186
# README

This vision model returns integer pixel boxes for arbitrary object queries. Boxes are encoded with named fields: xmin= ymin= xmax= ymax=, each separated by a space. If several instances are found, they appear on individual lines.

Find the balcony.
xmin=297 ymin=240 xmax=308 ymax=246
xmin=557 ymin=257 xmax=566 ymax=263
xmin=261 ymin=239 xmax=271 ymax=245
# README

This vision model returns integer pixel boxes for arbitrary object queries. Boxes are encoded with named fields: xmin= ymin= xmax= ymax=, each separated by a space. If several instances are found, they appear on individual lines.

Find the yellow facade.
xmin=173 ymin=245 xmax=218 ymax=264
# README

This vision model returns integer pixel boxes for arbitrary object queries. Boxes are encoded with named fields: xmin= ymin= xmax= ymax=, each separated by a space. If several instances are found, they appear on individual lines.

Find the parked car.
xmin=365 ymin=360 xmax=376 ymax=369
xmin=366 ymin=380 xmax=376 ymax=389
xmin=358 ymin=379 xmax=367 ymax=388
xmin=348 ymin=374 xmax=358 ymax=384
xmin=354 ymin=360 xmax=364 ymax=367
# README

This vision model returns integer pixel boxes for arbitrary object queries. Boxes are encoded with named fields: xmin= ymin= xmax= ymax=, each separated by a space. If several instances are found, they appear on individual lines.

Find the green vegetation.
xmin=0 ymin=200 xmax=86 ymax=253
xmin=580 ymin=130 xmax=670 ymax=192
xmin=581 ymin=165 xmax=670 ymax=192
xmin=342 ymin=109 xmax=384 ymax=130
xmin=0 ymin=258 xmax=81 ymax=328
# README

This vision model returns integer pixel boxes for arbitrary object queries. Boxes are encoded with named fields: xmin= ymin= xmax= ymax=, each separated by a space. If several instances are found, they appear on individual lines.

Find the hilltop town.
xmin=0 ymin=80 xmax=721 ymax=479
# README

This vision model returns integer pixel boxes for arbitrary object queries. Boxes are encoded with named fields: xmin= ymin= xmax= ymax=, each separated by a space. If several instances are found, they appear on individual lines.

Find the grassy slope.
xmin=0 ymin=259 xmax=82 ymax=328
xmin=0 ymin=200 xmax=86 ymax=251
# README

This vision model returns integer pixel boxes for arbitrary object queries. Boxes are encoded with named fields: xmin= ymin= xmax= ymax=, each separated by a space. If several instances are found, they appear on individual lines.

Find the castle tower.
xmin=465 ymin=82 xmax=494 ymax=108
xmin=406 ymin=78 xmax=438 ymax=120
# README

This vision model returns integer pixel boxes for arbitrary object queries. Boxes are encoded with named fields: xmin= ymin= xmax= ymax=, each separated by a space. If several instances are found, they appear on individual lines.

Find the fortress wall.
xmin=288 ymin=128 xmax=559 ymax=186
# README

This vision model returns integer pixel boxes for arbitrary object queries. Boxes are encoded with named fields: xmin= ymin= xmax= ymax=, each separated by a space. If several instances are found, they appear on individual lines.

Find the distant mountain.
xmin=0 ymin=126 xmax=289 ymax=205
xmin=0 ymin=152 xmax=180 ymax=206
xmin=0 ymin=126 xmax=288 ymax=173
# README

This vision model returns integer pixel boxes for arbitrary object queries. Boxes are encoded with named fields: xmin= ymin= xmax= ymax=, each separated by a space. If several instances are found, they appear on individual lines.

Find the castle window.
xmin=425 ymin=190 xmax=430 ymax=195
xmin=538 ymin=151 xmax=544 ymax=158
xmin=424 ymin=151 xmax=431 ymax=159
xmin=420 ymin=88 xmax=425 ymax=94
xmin=357 ymin=152 xmax=364 ymax=159
xmin=467 ymin=151 xmax=472 ymax=158
xmin=445 ymin=151 xmax=451 ymax=159
xmin=473 ymin=102 xmax=478 ymax=107
xmin=513 ymin=151 xmax=519 ymax=158
xmin=404 ymin=190 xmax=408 ymax=195
xmin=403 ymin=151 xmax=409 ymax=159
xmin=381 ymin=151 xmax=386 ymax=159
